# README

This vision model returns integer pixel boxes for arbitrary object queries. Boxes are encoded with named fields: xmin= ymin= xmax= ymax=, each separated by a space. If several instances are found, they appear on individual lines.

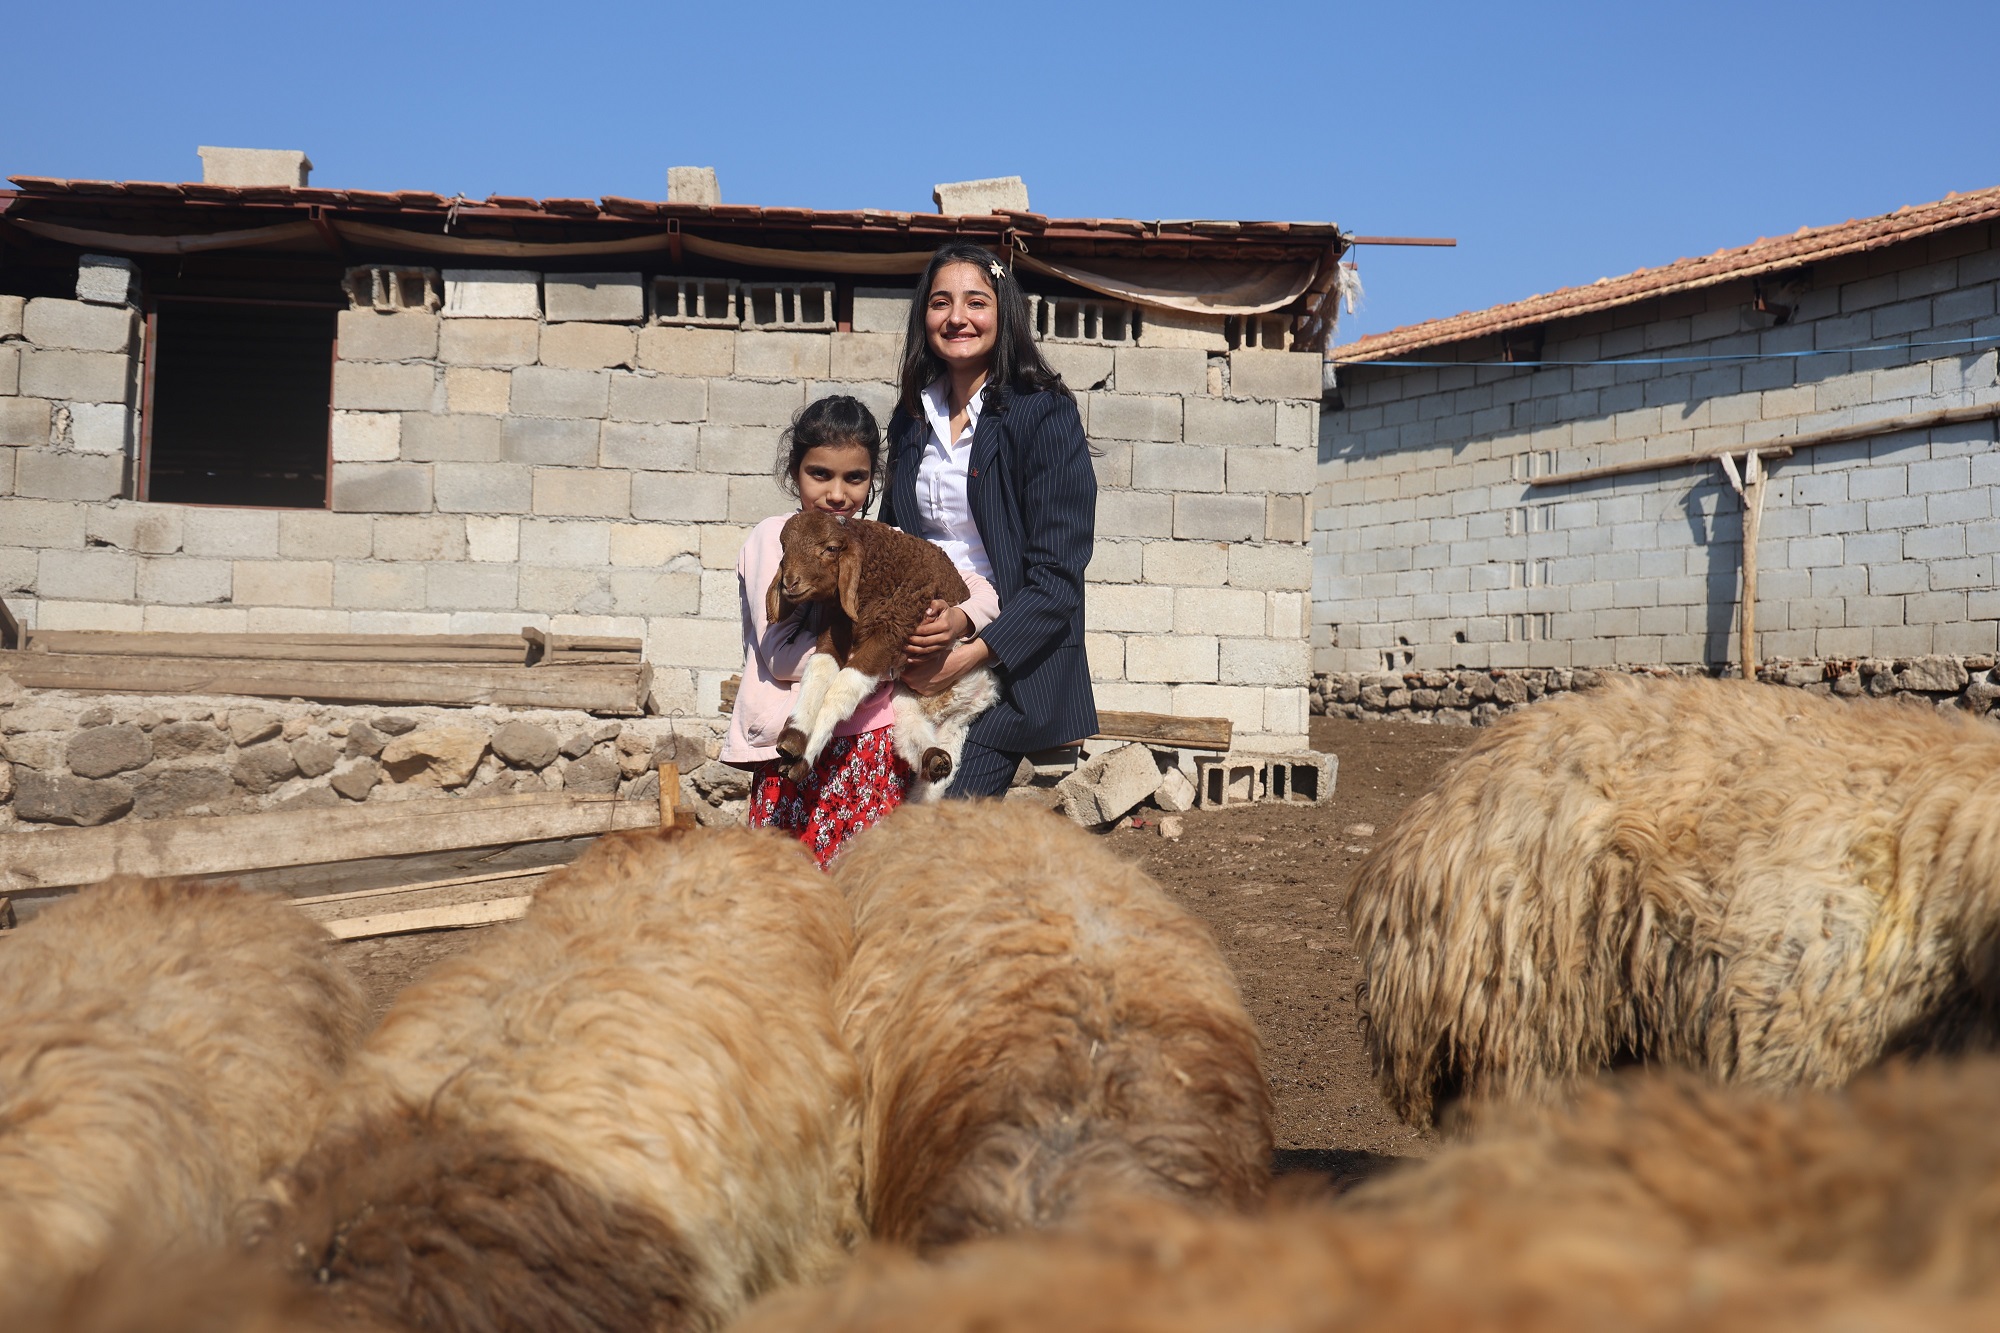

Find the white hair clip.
xmin=989 ymin=260 xmax=1005 ymax=281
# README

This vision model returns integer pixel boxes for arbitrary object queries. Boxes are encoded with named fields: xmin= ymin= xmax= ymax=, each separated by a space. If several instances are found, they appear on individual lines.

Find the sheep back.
xmin=833 ymin=803 xmax=1272 ymax=1251
xmin=1347 ymin=674 xmax=2000 ymax=1126
xmin=0 ymin=878 xmax=367 ymax=1292
xmin=274 ymin=826 xmax=862 ymax=1332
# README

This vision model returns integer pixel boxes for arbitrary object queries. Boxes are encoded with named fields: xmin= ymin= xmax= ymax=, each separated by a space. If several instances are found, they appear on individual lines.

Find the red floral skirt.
xmin=747 ymin=727 xmax=914 ymax=869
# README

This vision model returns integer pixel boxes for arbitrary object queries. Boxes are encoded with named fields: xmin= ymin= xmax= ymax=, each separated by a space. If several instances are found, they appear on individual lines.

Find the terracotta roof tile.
xmin=1334 ymin=184 xmax=2000 ymax=363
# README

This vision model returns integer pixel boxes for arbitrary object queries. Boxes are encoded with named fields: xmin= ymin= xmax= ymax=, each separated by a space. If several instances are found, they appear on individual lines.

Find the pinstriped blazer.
xmin=881 ymin=385 xmax=1099 ymax=753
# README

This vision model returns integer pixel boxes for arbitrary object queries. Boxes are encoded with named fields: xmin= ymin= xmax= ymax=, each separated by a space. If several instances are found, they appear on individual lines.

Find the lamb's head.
xmin=767 ymin=510 xmax=864 ymax=623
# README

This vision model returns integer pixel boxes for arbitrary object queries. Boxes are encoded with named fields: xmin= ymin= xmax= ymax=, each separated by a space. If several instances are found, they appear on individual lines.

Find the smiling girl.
xmin=722 ymin=394 xmax=997 ymax=866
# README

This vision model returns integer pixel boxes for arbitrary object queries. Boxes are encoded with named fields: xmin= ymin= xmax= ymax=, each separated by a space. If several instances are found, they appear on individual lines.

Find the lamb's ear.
xmin=837 ymin=542 xmax=864 ymax=621
xmin=765 ymin=572 xmax=791 ymax=625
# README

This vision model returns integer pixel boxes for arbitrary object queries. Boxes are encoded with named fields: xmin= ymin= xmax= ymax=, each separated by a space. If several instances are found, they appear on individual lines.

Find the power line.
xmin=1330 ymin=333 xmax=2000 ymax=369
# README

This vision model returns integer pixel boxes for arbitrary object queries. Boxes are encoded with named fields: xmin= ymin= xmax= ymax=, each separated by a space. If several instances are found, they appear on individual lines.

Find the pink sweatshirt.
xmin=721 ymin=512 xmax=1001 ymax=765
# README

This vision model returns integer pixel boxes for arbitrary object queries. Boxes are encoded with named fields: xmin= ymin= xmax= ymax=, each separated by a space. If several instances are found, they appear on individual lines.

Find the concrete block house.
xmin=0 ymin=156 xmax=1341 ymax=830
xmin=1314 ymin=185 xmax=2000 ymax=721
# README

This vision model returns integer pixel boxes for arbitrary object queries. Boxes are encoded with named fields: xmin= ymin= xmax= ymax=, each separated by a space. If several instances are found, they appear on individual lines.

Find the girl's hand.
xmin=903 ymin=599 xmax=971 ymax=661
xmin=902 ymin=639 xmax=993 ymax=696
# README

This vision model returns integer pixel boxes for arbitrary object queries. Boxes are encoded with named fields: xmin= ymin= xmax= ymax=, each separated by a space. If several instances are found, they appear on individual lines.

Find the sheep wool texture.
xmin=1347 ymin=674 xmax=2000 ymax=1126
xmin=724 ymin=1192 xmax=2000 ymax=1333
xmin=271 ymin=826 xmax=863 ymax=1333
xmin=0 ymin=877 xmax=367 ymax=1297
xmin=832 ymin=802 xmax=1272 ymax=1252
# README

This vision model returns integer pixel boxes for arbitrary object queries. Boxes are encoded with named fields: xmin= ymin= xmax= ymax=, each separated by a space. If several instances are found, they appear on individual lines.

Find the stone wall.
xmin=1 ymin=267 xmax=1321 ymax=752
xmin=1315 ymin=223 xmax=2000 ymax=676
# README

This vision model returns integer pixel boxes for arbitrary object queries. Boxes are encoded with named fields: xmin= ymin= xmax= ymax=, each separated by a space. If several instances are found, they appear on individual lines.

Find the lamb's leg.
xmin=891 ymin=688 xmax=945 ymax=783
xmin=902 ymin=666 xmax=999 ymax=803
xmin=777 ymin=651 xmax=841 ymax=779
xmin=793 ymin=637 xmax=900 ymax=776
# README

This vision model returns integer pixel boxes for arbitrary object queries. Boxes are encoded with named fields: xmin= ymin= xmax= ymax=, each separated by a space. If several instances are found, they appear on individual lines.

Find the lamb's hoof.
xmin=779 ymin=755 xmax=812 ymax=783
xmin=776 ymin=727 xmax=809 ymax=761
xmin=920 ymin=748 xmax=953 ymax=783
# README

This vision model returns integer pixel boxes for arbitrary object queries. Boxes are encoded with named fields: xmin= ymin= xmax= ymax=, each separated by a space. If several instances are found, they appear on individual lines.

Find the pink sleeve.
xmin=739 ymin=517 xmax=817 ymax=683
xmin=957 ymin=569 xmax=1000 ymax=633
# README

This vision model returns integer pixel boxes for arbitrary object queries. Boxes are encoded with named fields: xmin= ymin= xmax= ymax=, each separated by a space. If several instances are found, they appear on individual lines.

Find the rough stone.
xmin=615 ymin=728 xmax=657 ymax=779
xmin=66 ymin=724 xmax=152 ymax=778
xmin=291 ymin=738 xmax=340 ymax=778
xmin=380 ymin=727 xmax=489 ymax=788
xmin=3 ymin=705 xmax=69 ymax=734
xmin=492 ymin=721 xmax=560 ymax=769
xmin=344 ymin=721 xmax=388 ymax=757
xmin=689 ymin=759 xmax=750 ymax=801
xmin=132 ymin=767 xmax=235 ymax=819
xmin=561 ymin=751 xmax=622 ymax=794
xmin=1897 ymin=656 xmax=1970 ymax=692
xmin=1055 ymin=742 xmax=1163 ymax=826
xmin=233 ymin=740 xmax=301 ymax=794
xmin=278 ymin=786 xmax=342 ymax=811
xmin=0 ymin=759 xmax=11 ymax=803
xmin=330 ymin=759 xmax=383 ymax=801
xmin=373 ymin=714 xmax=420 ymax=736
xmin=14 ymin=770 xmax=133 ymax=825
xmin=228 ymin=709 xmax=281 ymax=746
xmin=1154 ymin=765 xmax=1197 ymax=813
xmin=561 ymin=722 xmax=620 ymax=758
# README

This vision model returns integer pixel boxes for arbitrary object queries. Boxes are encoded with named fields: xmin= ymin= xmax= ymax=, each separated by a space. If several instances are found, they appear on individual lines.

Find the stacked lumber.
xmin=0 ymin=627 xmax=650 ymax=715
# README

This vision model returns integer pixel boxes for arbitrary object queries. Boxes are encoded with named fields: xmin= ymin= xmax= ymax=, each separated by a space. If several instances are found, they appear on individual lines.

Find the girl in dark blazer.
xmin=881 ymin=241 xmax=1099 ymax=798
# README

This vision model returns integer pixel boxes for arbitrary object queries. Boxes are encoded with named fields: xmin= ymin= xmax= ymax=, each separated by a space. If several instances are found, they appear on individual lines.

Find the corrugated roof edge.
xmin=1331 ymin=183 xmax=2000 ymax=364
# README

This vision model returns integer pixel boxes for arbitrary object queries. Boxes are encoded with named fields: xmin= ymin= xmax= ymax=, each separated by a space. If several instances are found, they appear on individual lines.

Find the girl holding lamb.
xmin=724 ymin=394 xmax=998 ymax=867
xmin=881 ymin=242 xmax=1100 ymax=796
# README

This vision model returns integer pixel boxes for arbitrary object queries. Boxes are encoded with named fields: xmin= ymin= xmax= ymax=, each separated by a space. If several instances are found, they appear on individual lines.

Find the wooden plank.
xmin=289 ymin=865 xmax=550 ymax=908
xmin=0 ymin=652 xmax=650 ymax=714
xmin=24 ymin=632 xmax=530 ymax=664
xmin=1527 ymin=444 xmax=1794 ymax=489
xmin=0 ymin=792 xmax=661 ymax=892
xmin=1092 ymin=710 xmax=1234 ymax=751
xmin=522 ymin=627 xmax=644 ymax=665
xmin=321 ymin=896 xmax=530 ymax=941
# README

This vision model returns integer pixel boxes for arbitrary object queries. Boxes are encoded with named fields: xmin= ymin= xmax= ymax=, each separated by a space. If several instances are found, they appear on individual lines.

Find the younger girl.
xmin=722 ymin=395 xmax=998 ymax=867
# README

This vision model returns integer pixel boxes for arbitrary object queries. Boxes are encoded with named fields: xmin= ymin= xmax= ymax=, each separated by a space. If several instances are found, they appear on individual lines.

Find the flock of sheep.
xmin=8 ymin=672 xmax=2000 ymax=1331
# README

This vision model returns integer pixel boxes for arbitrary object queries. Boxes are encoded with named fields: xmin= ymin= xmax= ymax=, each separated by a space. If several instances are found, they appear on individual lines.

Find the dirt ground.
xmin=336 ymin=715 xmax=1477 ymax=1182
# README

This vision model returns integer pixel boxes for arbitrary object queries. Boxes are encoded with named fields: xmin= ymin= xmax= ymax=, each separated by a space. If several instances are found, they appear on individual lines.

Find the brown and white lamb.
xmin=0 ymin=877 xmax=367 ymax=1296
xmin=766 ymin=510 xmax=997 ymax=798
xmin=832 ymin=802 xmax=1272 ymax=1252
xmin=264 ymin=825 xmax=863 ymax=1333
xmin=1347 ymin=673 xmax=2000 ymax=1126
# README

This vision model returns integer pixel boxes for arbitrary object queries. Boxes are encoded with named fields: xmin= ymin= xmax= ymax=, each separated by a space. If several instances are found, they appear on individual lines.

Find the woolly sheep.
xmin=265 ymin=825 xmax=863 ymax=1333
xmin=3 ymin=1249 xmax=383 ymax=1333
xmin=1347 ymin=673 xmax=2000 ymax=1126
xmin=832 ymin=802 xmax=1272 ymax=1251
xmin=0 ymin=877 xmax=367 ymax=1295
xmin=767 ymin=510 xmax=996 ymax=796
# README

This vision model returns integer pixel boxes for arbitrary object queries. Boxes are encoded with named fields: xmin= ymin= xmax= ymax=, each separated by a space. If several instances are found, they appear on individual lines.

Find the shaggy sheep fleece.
xmin=273 ymin=825 xmax=863 ymax=1333
xmin=833 ymin=802 xmax=1272 ymax=1251
xmin=1348 ymin=674 xmax=2000 ymax=1126
xmin=0 ymin=877 xmax=366 ymax=1293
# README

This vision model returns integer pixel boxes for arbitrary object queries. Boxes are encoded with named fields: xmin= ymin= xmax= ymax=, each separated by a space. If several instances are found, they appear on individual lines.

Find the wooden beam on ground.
xmin=0 ymin=652 xmax=650 ymax=714
xmin=289 ymin=865 xmax=550 ymax=908
xmin=521 ymin=627 xmax=644 ymax=666
xmin=22 ymin=631 xmax=533 ymax=664
xmin=0 ymin=792 xmax=661 ymax=892
xmin=321 ymin=895 xmax=530 ymax=941
xmin=1091 ymin=710 xmax=1233 ymax=751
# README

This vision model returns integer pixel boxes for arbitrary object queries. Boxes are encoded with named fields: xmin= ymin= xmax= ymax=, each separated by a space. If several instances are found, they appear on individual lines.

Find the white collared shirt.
xmin=915 ymin=378 xmax=996 ymax=586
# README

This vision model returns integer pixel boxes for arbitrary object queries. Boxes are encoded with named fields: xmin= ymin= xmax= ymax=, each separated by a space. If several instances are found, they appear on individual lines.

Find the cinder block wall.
xmin=0 ymin=274 xmax=1319 ymax=752
xmin=1315 ymin=224 xmax=2000 ymax=675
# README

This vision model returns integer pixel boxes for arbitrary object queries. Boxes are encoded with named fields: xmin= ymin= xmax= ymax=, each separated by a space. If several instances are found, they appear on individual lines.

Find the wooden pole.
xmin=1740 ymin=452 xmax=1767 ymax=683
xmin=658 ymin=762 xmax=680 ymax=828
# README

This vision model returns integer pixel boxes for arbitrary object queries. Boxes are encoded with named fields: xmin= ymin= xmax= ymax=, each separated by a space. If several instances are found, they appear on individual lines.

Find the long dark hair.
xmin=775 ymin=394 xmax=882 ymax=507
xmin=896 ymin=241 xmax=1072 ymax=419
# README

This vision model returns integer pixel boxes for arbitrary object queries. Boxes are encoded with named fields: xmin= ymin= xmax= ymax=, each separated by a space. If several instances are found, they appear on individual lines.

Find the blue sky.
xmin=6 ymin=2 xmax=1995 ymax=343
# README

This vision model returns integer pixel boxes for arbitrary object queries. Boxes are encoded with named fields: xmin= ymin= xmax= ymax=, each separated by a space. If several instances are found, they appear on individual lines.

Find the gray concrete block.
xmin=23 ymin=299 xmax=135 ymax=352
xmin=183 ymin=507 xmax=280 ymax=558
xmin=518 ymin=518 xmax=611 ymax=567
xmin=708 ymin=378 xmax=804 ymax=427
xmin=851 ymin=287 xmax=914 ymax=335
xmin=933 ymin=175 xmax=1028 ymax=214
xmin=1086 ymin=538 xmax=1144 ymax=583
xmin=399 ymin=413 xmax=501 ymax=463
xmin=511 ymin=365 xmax=609 ymax=418
xmin=1185 ymin=396 xmax=1278 ymax=447
xmin=1173 ymin=586 xmax=1266 ymax=637
xmin=1040 ymin=342 xmax=1114 ymax=392
xmin=233 ymin=560 xmax=333 ymax=607
xmin=434 ymin=461 xmax=532 ymax=513
xmin=1143 ymin=539 xmax=1229 ymax=586
xmin=425 ymin=562 xmax=519 ymax=610
xmin=737 ymin=331 xmax=831 ymax=380
xmin=727 ymin=473 xmax=792 ymax=524
xmin=14 ymin=450 xmax=122 ymax=501
xmin=1195 ymin=754 xmax=1263 ymax=808
xmin=1056 ymin=742 xmax=1164 ymax=826
xmin=636 ymin=326 xmax=735 ymax=376
xmin=1086 ymin=583 xmax=1175 ymax=632
xmin=331 ymin=463 xmax=434 ymax=513
xmin=444 ymin=367 xmax=510 ymax=415
xmin=610 ymin=569 xmax=701 ymax=616
xmin=198 ymin=146 xmax=309 ymax=186
xmin=329 ymin=410 xmax=400 ymax=463
xmin=632 ymin=471 xmax=729 ymax=522
xmin=1087 ymin=393 xmax=1181 ymax=443
xmin=1113 ymin=347 xmax=1206 ymax=396
xmin=442 ymin=270 xmax=541 ymax=320
xmin=1229 ymin=543 xmax=1312 ymax=590
xmin=501 ymin=416 xmax=599 ymax=466
xmin=75 ymin=255 xmax=140 ymax=307
xmin=85 ymin=504 xmax=182 ymax=554
xmin=1262 ymin=751 xmax=1335 ymax=803
xmin=0 ymin=345 xmax=18 ymax=396
xmin=544 ymin=273 xmax=644 ymax=324
xmin=532 ymin=467 xmax=631 ymax=518
xmin=1275 ymin=401 xmax=1318 ymax=449
xmin=279 ymin=510 xmax=373 ymax=559
xmin=20 ymin=349 xmax=133 ymax=404
xmin=0 ymin=397 xmax=52 ymax=446
xmin=697 ymin=423 xmax=780 ymax=475
xmin=1226 ymin=446 xmax=1314 ymax=495
xmin=1220 ymin=637 xmax=1310 ymax=686
xmin=37 ymin=547 xmax=134 ymax=601
xmin=518 ymin=566 xmax=610 ymax=615
xmin=332 ymin=361 xmax=435 ymax=412
xmin=830 ymin=332 xmax=899 ymax=382
xmin=1174 ymin=493 xmax=1263 ymax=541
xmin=1090 ymin=439 xmax=1133 ymax=489
xmin=1126 ymin=634 xmax=1218 ymax=683
xmin=336 ymin=309 xmax=438 ymax=362
xmin=609 ymin=373 xmax=706 ymax=423
xmin=1130 ymin=442 xmax=1223 ymax=492
xmin=600 ymin=420 xmax=699 ymax=471
xmin=136 ymin=556 xmax=231 ymax=604
xmin=0 ymin=294 xmax=21 ymax=339
xmin=538 ymin=322 xmax=637 ymax=370
xmin=439 ymin=317 xmax=539 ymax=366
xmin=1137 ymin=307 xmax=1228 ymax=352
xmin=372 ymin=515 xmax=467 ymax=562
xmin=333 ymin=562 xmax=427 ymax=611
xmin=1229 ymin=350 xmax=1322 ymax=401
xmin=1097 ymin=490 xmax=1175 ymax=538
